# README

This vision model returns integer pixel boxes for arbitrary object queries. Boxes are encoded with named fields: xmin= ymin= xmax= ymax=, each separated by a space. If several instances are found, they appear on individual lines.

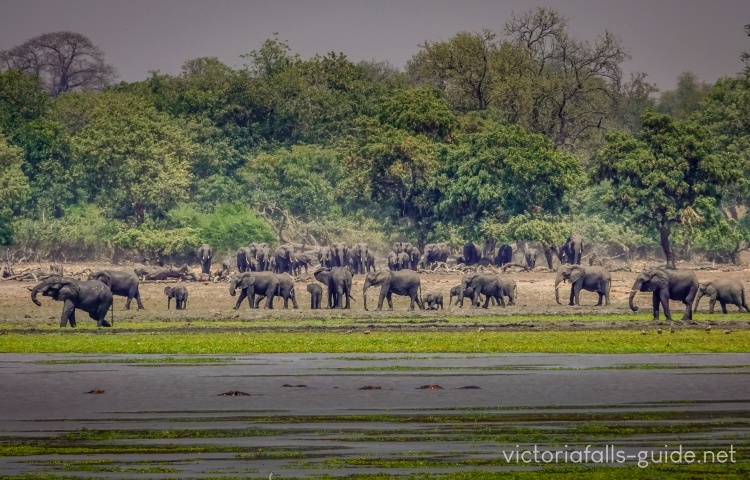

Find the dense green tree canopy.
xmin=592 ymin=111 xmax=740 ymax=268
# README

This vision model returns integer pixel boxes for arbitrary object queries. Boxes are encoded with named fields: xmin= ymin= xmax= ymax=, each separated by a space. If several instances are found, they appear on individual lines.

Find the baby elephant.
xmin=164 ymin=286 xmax=188 ymax=310
xmin=423 ymin=292 xmax=444 ymax=310
xmin=307 ymin=283 xmax=323 ymax=309
xmin=694 ymin=279 xmax=749 ymax=314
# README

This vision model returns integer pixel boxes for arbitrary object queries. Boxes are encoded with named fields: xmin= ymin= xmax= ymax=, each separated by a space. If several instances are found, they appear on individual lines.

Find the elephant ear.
xmin=240 ymin=273 xmax=256 ymax=289
xmin=376 ymin=271 xmax=392 ymax=283
xmin=647 ymin=269 xmax=669 ymax=290
xmin=569 ymin=267 xmax=585 ymax=284
xmin=95 ymin=272 xmax=112 ymax=288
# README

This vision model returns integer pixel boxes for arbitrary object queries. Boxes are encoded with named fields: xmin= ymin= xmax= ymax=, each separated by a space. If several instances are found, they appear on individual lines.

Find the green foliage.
xmin=438 ymin=121 xmax=583 ymax=236
xmin=167 ymin=203 xmax=276 ymax=254
xmin=592 ymin=111 xmax=740 ymax=267
xmin=656 ymin=71 xmax=711 ymax=120
xmin=243 ymin=145 xmax=344 ymax=223
xmin=67 ymin=91 xmax=198 ymax=223
xmin=111 ymin=225 xmax=202 ymax=262
xmin=12 ymin=205 xmax=121 ymax=259
xmin=483 ymin=215 xmax=569 ymax=246
xmin=378 ymin=87 xmax=458 ymax=141
xmin=0 ymin=131 xmax=29 ymax=244
xmin=343 ymin=119 xmax=441 ymax=242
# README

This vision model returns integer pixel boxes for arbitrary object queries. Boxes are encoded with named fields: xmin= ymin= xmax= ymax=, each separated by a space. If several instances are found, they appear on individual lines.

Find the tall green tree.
xmin=67 ymin=92 xmax=197 ymax=224
xmin=592 ymin=111 xmax=739 ymax=269
xmin=437 ymin=121 xmax=582 ymax=238
xmin=0 ymin=131 xmax=29 ymax=243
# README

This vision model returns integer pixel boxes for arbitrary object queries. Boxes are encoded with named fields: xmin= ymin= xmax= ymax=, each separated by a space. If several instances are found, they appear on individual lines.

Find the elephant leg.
xmin=708 ymin=296 xmax=716 ymax=314
xmin=596 ymin=291 xmax=604 ymax=306
xmin=291 ymin=291 xmax=298 ymax=309
xmin=652 ymin=292 xmax=662 ymax=321
xmin=134 ymin=290 xmax=144 ymax=310
xmin=264 ymin=288 xmax=275 ymax=309
xmin=569 ymin=286 xmax=576 ymax=306
xmin=482 ymin=293 xmax=490 ymax=309
xmin=660 ymin=292 xmax=674 ymax=322
xmin=233 ymin=290 xmax=247 ymax=309
xmin=335 ymin=286 xmax=344 ymax=309
xmin=720 ymin=301 xmax=728 ymax=314
xmin=61 ymin=300 xmax=76 ymax=328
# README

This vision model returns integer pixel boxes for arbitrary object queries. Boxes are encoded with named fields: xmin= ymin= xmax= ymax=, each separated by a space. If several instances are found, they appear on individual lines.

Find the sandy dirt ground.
xmin=2 ymin=261 xmax=750 ymax=331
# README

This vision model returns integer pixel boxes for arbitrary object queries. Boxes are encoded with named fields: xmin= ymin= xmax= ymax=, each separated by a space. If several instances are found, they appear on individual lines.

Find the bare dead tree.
xmin=0 ymin=31 xmax=117 ymax=96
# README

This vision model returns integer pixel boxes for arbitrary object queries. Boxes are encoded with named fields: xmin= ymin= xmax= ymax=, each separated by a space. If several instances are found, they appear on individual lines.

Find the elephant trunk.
xmin=30 ymin=281 xmax=46 ymax=306
xmin=628 ymin=288 xmax=639 ymax=312
xmin=229 ymin=281 xmax=237 ymax=297
xmin=693 ymin=290 xmax=704 ymax=313
xmin=362 ymin=282 xmax=371 ymax=311
xmin=554 ymin=273 xmax=565 ymax=305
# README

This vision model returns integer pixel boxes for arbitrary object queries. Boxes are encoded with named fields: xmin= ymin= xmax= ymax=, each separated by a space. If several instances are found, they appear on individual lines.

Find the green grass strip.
xmin=0 ymin=330 xmax=748 ymax=354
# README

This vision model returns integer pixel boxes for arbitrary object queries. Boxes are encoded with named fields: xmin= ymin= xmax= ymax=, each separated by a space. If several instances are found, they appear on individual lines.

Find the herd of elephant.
xmin=28 ymin=247 xmax=749 ymax=328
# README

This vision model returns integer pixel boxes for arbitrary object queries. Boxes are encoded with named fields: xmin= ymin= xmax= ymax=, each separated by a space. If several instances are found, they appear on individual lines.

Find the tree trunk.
xmin=659 ymin=224 xmax=676 ymax=270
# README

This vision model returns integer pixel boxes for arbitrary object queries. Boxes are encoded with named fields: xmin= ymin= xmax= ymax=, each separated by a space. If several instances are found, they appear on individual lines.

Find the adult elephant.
xmin=88 ymin=270 xmax=143 ymax=310
xmin=560 ymin=236 xmax=584 ymax=265
xmin=629 ymin=268 xmax=699 ymax=322
xmin=229 ymin=271 xmax=280 ymax=309
xmin=525 ymin=248 xmax=538 ymax=269
xmin=350 ymin=243 xmax=371 ymax=274
xmin=457 ymin=273 xmax=507 ymax=309
xmin=493 ymin=245 xmax=513 ymax=267
xmin=314 ymin=266 xmax=353 ymax=309
xmin=388 ymin=252 xmax=402 ymax=271
xmin=463 ymin=242 xmax=481 ymax=266
xmin=317 ymin=246 xmax=334 ymax=269
xmin=420 ymin=243 xmax=450 ymax=269
xmin=197 ymin=243 xmax=212 ymax=275
xmin=236 ymin=247 xmax=253 ymax=273
xmin=274 ymin=244 xmax=295 ymax=274
xmin=31 ymin=275 xmax=113 ymax=327
xmin=256 ymin=245 xmax=273 ymax=271
xmin=363 ymin=270 xmax=423 ymax=311
xmin=555 ymin=265 xmax=611 ymax=306
xmin=393 ymin=242 xmax=419 ymax=269
xmin=693 ymin=279 xmax=749 ymax=314
xmin=330 ymin=242 xmax=349 ymax=268
xmin=253 ymin=273 xmax=298 ymax=309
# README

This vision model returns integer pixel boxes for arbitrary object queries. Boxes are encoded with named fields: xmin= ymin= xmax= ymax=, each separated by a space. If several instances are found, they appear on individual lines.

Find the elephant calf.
xmin=164 ymin=286 xmax=188 ymax=310
xmin=423 ymin=292 xmax=444 ymax=310
xmin=694 ymin=279 xmax=749 ymax=314
xmin=307 ymin=283 xmax=323 ymax=309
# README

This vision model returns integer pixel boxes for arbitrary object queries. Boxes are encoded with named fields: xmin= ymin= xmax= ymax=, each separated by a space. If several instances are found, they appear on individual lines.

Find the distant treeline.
xmin=1 ymin=11 xmax=749 ymax=266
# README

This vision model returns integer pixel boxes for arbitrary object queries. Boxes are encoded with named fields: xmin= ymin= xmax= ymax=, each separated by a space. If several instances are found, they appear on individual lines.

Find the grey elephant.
xmin=693 ymin=279 xmax=749 ymax=314
xmin=197 ymin=243 xmax=212 ymax=275
xmin=164 ymin=285 xmax=188 ymax=310
xmin=350 ymin=243 xmax=373 ymax=274
xmin=363 ymin=270 xmax=423 ymax=311
xmin=256 ymin=245 xmax=273 ymax=271
xmin=629 ymin=268 xmax=699 ymax=322
xmin=560 ymin=236 xmax=584 ymax=265
xmin=450 ymin=285 xmax=475 ymax=307
xmin=457 ymin=273 xmax=508 ymax=308
xmin=420 ymin=242 xmax=450 ymax=269
xmin=463 ymin=242 xmax=481 ymax=266
xmin=31 ymin=275 xmax=113 ymax=327
xmin=555 ymin=265 xmax=611 ymax=306
xmin=393 ymin=242 xmax=419 ymax=269
xmin=236 ymin=247 xmax=253 ymax=273
xmin=88 ymin=270 xmax=143 ymax=310
xmin=494 ymin=245 xmax=512 ymax=267
xmin=330 ymin=242 xmax=349 ymax=268
xmin=388 ymin=252 xmax=409 ymax=271
xmin=293 ymin=252 xmax=314 ymax=275
xmin=274 ymin=244 xmax=295 ymax=274
xmin=229 ymin=272 xmax=280 ymax=309
xmin=314 ymin=266 xmax=353 ymax=309
xmin=254 ymin=273 xmax=298 ymax=309
xmin=525 ymin=248 xmax=538 ymax=269
xmin=423 ymin=292 xmax=444 ymax=310
xmin=307 ymin=283 xmax=323 ymax=309
xmin=317 ymin=246 xmax=334 ymax=269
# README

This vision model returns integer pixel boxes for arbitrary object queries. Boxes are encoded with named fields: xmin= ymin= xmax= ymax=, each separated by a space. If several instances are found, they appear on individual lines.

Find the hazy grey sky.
xmin=2 ymin=0 xmax=748 ymax=91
